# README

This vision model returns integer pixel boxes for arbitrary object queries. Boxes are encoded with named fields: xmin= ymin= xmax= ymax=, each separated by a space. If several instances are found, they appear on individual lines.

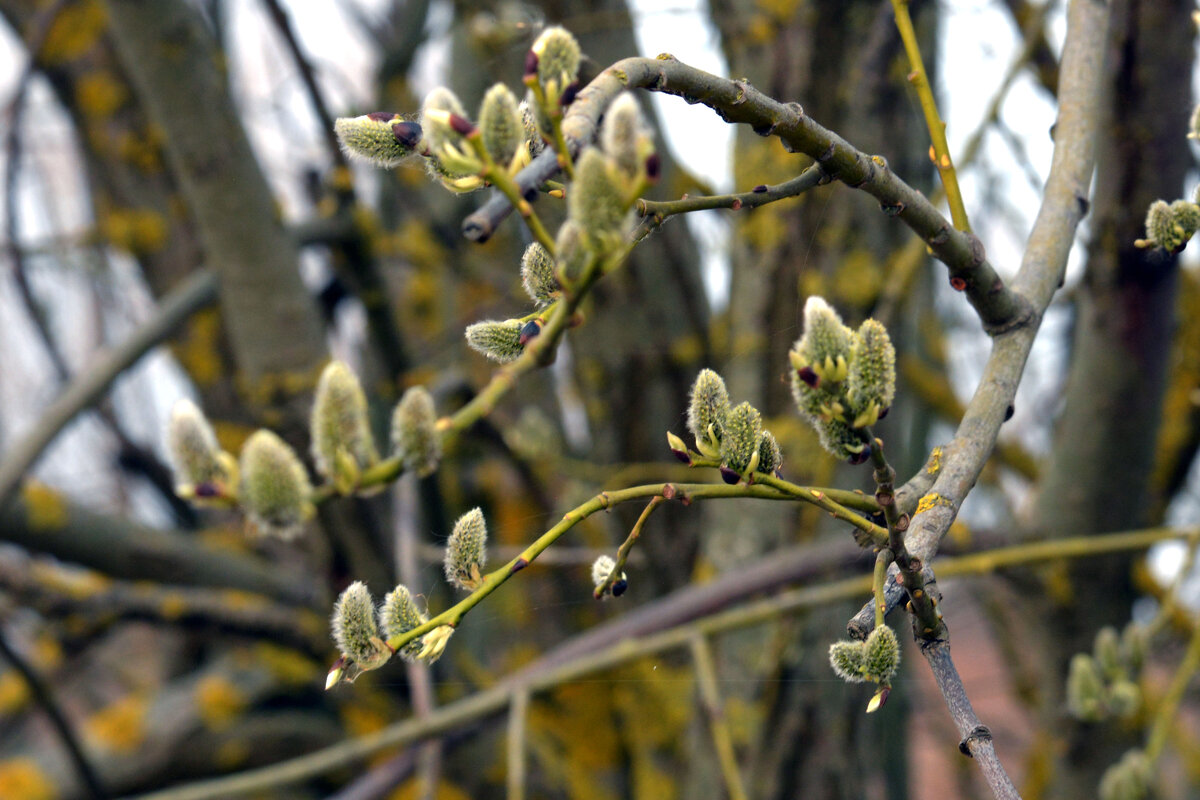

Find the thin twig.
xmin=117 ymin=525 xmax=1189 ymax=800
xmin=689 ymin=634 xmax=749 ymax=800
xmin=506 ymin=688 xmax=530 ymax=800
xmin=0 ymin=626 xmax=108 ymax=799
xmin=636 ymin=165 xmax=826 ymax=220
xmin=1144 ymin=613 xmax=1200 ymax=762
xmin=0 ymin=269 xmax=218 ymax=511
xmin=596 ymin=496 xmax=663 ymax=597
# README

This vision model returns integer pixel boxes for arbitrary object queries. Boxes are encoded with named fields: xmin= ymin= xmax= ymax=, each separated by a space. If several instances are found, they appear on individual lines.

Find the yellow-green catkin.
xmin=520 ymin=99 xmax=546 ymax=156
xmin=521 ymin=242 xmax=559 ymax=306
xmin=1093 ymin=626 xmax=1123 ymax=680
xmin=379 ymin=584 xmax=428 ymax=662
xmin=478 ymin=83 xmax=524 ymax=171
xmin=1066 ymin=653 xmax=1105 ymax=722
xmin=719 ymin=401 xmax=762 ymax=480
xmin=686 ymin=368 xmax=730 ymax=459
xmin=311 ymin=361 xmax=378 ymax=494
xmin=391 ymin=386 xmax=441 ymax=478
xmin=1098 ymin=749 xmax=1151 ymax=800
xmin=445 ymin=507 xmax=488 ymax=591
xmin=166 ymin=398 xmax=235 ymax=500
xmin=531 ymin=26 xmax=580 ymax=99
xmin=829 ymin=641 xmax=866 ymax=683
xmin=861 ymin=625 xmax=900 ymax=684
xmin=554 ymin=220 xmax=590 ymax=287
xmin=601 ymin=92 xmax=651 ymax=178
xmin=333 ymin=113 xmax=419 ymax=168
xmin=846 ymin=319 xmax=896 ymax=429
xmin=757 ymin=430 xmax=783 ymax=475
xmin=420 ymin=87 xmax=482 ymax=191
xmin=465 ymin=319 xmax=525 ymax=363
xmin=238 ymin=430 xmax=313 ymax=539
xmin=568 ymin=148 xmax=627 ymax=246
xmin=331 ymin=581 xmax=391 ymax=677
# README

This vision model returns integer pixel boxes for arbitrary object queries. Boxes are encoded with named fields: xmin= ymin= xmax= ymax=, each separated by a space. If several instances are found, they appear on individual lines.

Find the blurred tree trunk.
xmin=1028 ymin=1 xmax=1193 ymax=797
xmin=706 ymin=2 xmax=936 ymax=797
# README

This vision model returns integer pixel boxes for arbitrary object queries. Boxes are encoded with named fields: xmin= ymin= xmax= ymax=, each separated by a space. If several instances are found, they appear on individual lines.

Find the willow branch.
xmin=118 ymin=525 xmax=1190 ymax=800
xmin=505 ymin=689 xmax=530 ymax=800
xmin=0 ymin=269 xmax=218 ymax=511
xmin=690 ymin=634 xmax=749 ymax=800
xmin=636 ymin=165 xmax=826 ymax=221
xmin=464 ymin=56 xmax=1028 ymax=332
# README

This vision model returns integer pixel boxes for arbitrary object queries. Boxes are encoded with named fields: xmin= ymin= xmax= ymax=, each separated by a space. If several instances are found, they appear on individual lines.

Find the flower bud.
xmin=521 ymin=242 xmax=560 ymax=306
xmin=862 ymin=624 xmax=900 ymax=684
xmin=1170 ymin=199 xmax=1200 ymax=243
xmin=1066 ymin=653 xmax=1105 ymax=721
xmin=847 ymin=319 xmax=895 ymax=428
xmin=531 ymin=26 xmax=581 ymax=97
xmin=445 ymin=508 xmax=488 ymax=591
xmin=591 ymin=553 xmax=628 ymax=598
xmin=568 ymin=148 xmax=627 ymax=244
xmin=479 ymin=83 xmax=524 ymax=170
xmin=554 ymin=220 xmax=590 ymax=286
xmin=815 ymin=419 xmax=871 ymax=464
xmin=757 ymin=430 xmax=783 ymax=475
xmin=465 ymin=319 xmax=525 ymax=363
xmin=601 ymin=92 xmax=653 ymax=178
xmin=330 ymin=581 xmax=391 ymax=683
xmin=1093 ymin=626 xmax=1123 ymax=680
xmin=380 ymin=583 xmax=429 ymax=662
xmin=311 ymin=361 xmax=378 ymax=494
xmin=416 ymin=624 xmax=454 ymax=663
xmin=793 ymin=297 xmax=854 ymax=376
xmin=421 ymin=87 xmax=483 ymax=188
xmin=167 ymin=398 xmax=235 ymax=500
xmin=333 ymin=113 xmax=418 ymax=168
xmin=829 ymin=640 xmax=866 ymax=683
xmin=1098 ymin=749 xmax=1151 ymax=800
xmin=1120 ymin=622 xmax=1146 ymax=675
xmin=238 ymin=430 xmax=314 ymax=539
xmin=687 ymin=369 xmax=730 ymax=458
xmin=391 ymin=386 xmax=441 ymax=478
xmin=1106 ymin=680 xmax=1141 ymax=720
xmin=720 ymin=401 xmax=762 ymax=479
xmin=666 ymin=430 xmax=691 ymax=463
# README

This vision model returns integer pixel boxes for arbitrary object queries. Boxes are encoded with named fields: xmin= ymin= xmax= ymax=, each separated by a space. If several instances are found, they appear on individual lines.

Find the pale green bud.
xmin=465 ymin=319 xmax=525 ymax=363
xmin=238 ymin=430 xmax=314 ymax=539
xmin=687 ymin=369 xmax=730 ymax=457
xmin=554 ymin=220 xmax=590 ymax=286
xmin=1120 ymin=622 xmax=1147 ymax=675
xmin=479 ymin=83 xmax=523 ymax=170
xmin=167 ymin=398 xmax=235 ymax=499
xmin=815 ymin=418 xmax=872 ymax=465
xmin=331 ymin=581 xmax=391 ymax=679
xmin=445 ymin=507 xmax=488 ymax=591
xmin=847 ymin=319 xmax=896 ymax=428
xmin=520 ymin=99 xmax=546 ymax=156
xmin=591 ymin=554 xmax=627 ymax=597
xmin=421 ymin=88 xmax=483 ymax=188
xmin=1066 ymin=653 xmax=1105 ymax=722
xmin=333 ymin=113 xmax=419 ymax=168
xmin=829 ymin=640 xmax=866 ymax=683
xmin=391 ymin=386 xmax=441 ymax=478
xmin=380 ymin=583 xmax=429 ymax=662
xmin=420 ymin=87 xmax=469 ymax=155
xmin=757 ymin=430 xmax=783 ymax=475
xmin=311 ymin=361 xmax=378 ymax=493
xmin=1093 ymin=626 xmax=1123 ymax=680
xmin=1098 ymin=749 xmax=1151 ymax=800
xmin=601 ymin=92 xmax=652 ymax=178
xmin=862 ymin=624 xmax=900 ymax=684
xmin=521 ymin=242 xmax=559 ymax=306
xmin=415 ymin=624 xmax=454 ymax=663
xmin=794 ymin=296 xmax=854 ymax=377
xmin=532 ymin=26 xmax=581 ymax=95
xmin=569 ymin=148 xmax=627 ymax=244
xmin=1170 ymin=199 xmax=1200 ymax=242
xmin=1106 ymin=680 xmax=1141 ymax=720
xmin=720 ymin=402 xmax=763 ymax=478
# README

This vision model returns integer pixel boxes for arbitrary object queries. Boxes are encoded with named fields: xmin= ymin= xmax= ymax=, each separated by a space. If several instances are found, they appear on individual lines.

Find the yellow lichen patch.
xmin=21 ymin=482 xmax=67 ymax=529
xmin=31 ymin=635 xmax=63 ymax=671
xmin=173 ymin=308 xmax=225 ymax=387
xmin=115 ymin=127 xmax=166 ymax=174
xmin=100 ymin=207 xmax=168 ymax=255
xmin=158 ymin=591 xmax=188 ymax=621
xmin=75 ymin=71 xmax=127 ymax=118
xmin=194 ymin=674 xmax=247 ymax=731
xmin=926 ymin=446 xmax=943 ymax=475
xmin=391 ymin=219 xmax=449 ymax=270
xmin=0 ymin=758 xmax=57 ymax=800
xmin=213 ymin=739 xmax=250 ymax=771
xmin=253 ymin=643 xmax=320 ymax=687
xmin=85 ymin=694 xmax=148 ymax=754
xmin=832 ymin=249 xmax=884 ymax=310
xmin=31 ymin=562 xmax=109 ymax=600
xmin=0 ymin=671 xmax=30 ymax=715
xmin=39 ymin=0 xmax=105 ymax=63
xmin=915 ymin=492 xmax=952 ymax=516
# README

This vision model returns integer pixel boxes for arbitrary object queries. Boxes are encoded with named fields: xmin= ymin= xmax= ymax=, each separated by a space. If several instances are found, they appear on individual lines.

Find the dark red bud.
xmin=662 ymin=484 xmax=677 ymax=500
xmin=878 ymin=406 xmax=889 ymax=420
xmin=949 ymin=276 xmax=967 ymax=292
xmin=730 ymin=198 xmax=742 ymax=210
xmin=644 ymin=153 xmax=661 ymax=181
xmin=448 ymin=113 xmax=475 ymax=136
xmin=392 ymin=121 xmax=422 ymax=149
xmin=518 ymin=319 xmax=542 ymax=345
xmin=670 ymin=447 xmax=691 ymax=465
xmin=560 ymin=81 xmax=581 ymax=107
xmin=611 ymin=578 xmax=628 ymax=597
xmin=511 ymin=557 xmax=529 ymax=574
xmin=1003 ymin=404 xmax=1014 ymax=422
xmin=524 ymin=50 xmax=539 ymax=78
xmin=194 ymin=482 xmax=220 ymax=498
xmin=847 ymin=446 xmax=871 ymax=465
xmin=752 ymin=184 xmax=768 ymax=193
xmin=367 ymin=111 xmax=397 ymax=122
xmin=798 ymin=366 xmax=819 ymax=388
xmin=719 ymin=466 xmax=741 ymax=485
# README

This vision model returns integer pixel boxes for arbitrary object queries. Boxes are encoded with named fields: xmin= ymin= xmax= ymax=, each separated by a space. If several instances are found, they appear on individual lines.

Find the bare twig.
xmin=690 ymin=634 xmax=749 ymax=800
xmin=506 ymin=689 xmax=530 ymax=800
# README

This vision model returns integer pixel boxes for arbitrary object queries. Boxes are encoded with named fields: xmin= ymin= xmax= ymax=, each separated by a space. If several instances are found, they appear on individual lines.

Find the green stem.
xmin=505 ymin=688 xmax=529 ymax=800
xmin=1145 ymin=614 xmax=1200 ymax=762
xmin=596 ymin=495 xmax=663 ymax=598
xmin=889 ymin=0 xmax=970 ymax=232
xmin=873 ymin=548 xmax=894 ymax=630
xmin=689 ymin=634 xmax=749 ymax=800
xmin=469 ymin=133 xmax=557 ymax=254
